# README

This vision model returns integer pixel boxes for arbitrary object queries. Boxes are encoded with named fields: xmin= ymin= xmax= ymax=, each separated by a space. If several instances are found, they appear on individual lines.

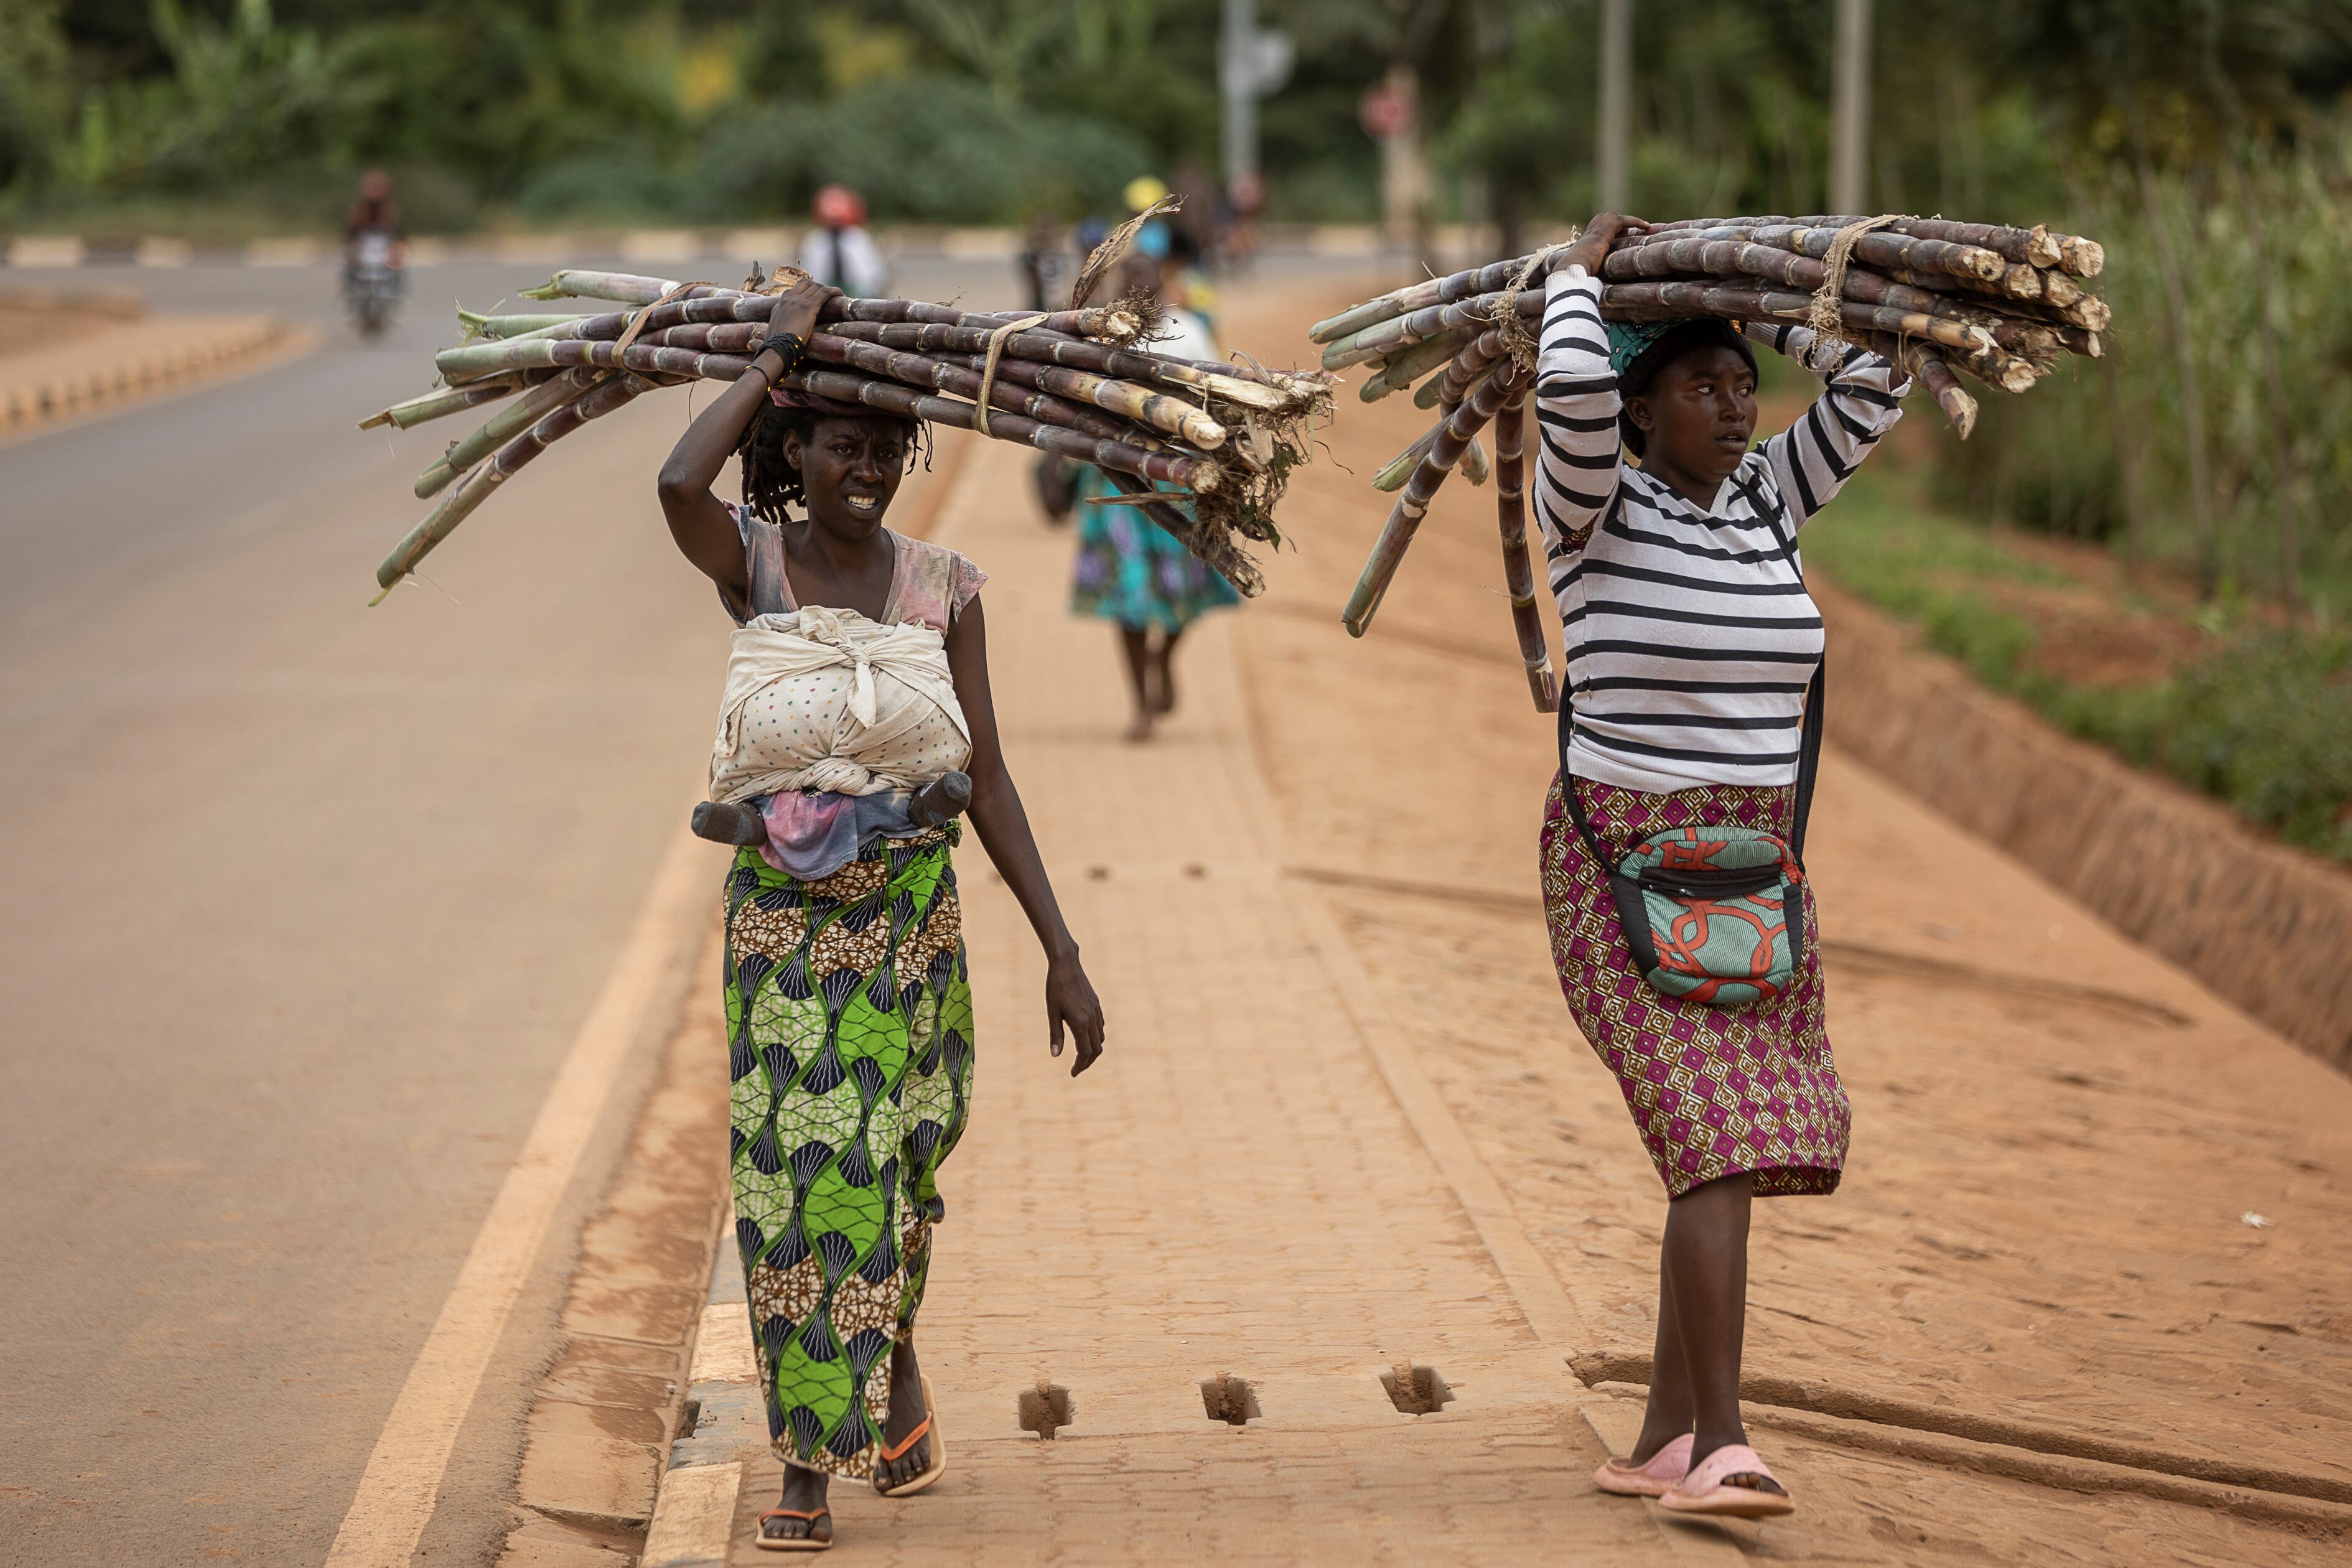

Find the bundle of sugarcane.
xmin=362 ymin=264 xmax=1332 ymax=602
xmin=1313 ymin=215 xmax=2111 ymax=690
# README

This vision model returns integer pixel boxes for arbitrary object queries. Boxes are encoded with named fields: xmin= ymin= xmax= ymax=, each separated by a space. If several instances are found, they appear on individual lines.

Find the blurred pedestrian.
xmin=1017 ymin=215 xmax=1070 ymax=313
xmin=1065 ymin=243 xmax=1238 ymax=741
xmin=1533 ymin=213 xmax=1912 ymax=1520
xmin=799 ymin=184 xmax=890 ymax=297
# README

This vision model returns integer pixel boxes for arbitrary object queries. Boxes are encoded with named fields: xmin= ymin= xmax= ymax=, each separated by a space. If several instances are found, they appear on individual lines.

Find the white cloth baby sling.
xmin=709 ymin=604 xmax=972 ymax=803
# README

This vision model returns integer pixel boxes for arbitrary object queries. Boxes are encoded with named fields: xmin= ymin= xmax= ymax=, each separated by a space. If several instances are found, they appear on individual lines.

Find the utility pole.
xmin=1221 ymin=0 xmax=1259 ymax=194
xmin=1596 ymin=0 xmax=1630 ymax=212
xmin=1830 ymin=0 xmax=1872 ymax=215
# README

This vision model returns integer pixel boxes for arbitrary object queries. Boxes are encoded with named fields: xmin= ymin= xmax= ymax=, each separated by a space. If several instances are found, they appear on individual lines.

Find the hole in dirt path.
xmin=1379 ymin=1363 xmax=1454 ymax=1416
xmin=1200 ymin=1373 xmax=1261 ymax=1426
xmin=1017 ymin=1377 xmax=1073 ymax=1439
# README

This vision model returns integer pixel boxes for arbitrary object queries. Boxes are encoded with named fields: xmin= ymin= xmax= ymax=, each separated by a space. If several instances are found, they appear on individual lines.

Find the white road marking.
xmin=325 ymin=819 xmax=716 ymax=1566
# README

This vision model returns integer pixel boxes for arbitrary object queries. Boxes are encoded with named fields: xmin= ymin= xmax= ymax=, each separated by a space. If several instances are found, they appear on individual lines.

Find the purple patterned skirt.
xmin=1539 ymin=771 xmax=1849 ymax=1198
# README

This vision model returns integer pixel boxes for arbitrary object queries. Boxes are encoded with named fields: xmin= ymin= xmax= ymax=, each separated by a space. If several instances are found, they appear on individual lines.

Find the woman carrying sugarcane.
xmin=1066 ymin=239 xmax=1241 ymax=740
xmin=1530 ymin=213 xmax=1909 ymax=1518
xmin=657 ymin=273 xmax=1107 ymax=1552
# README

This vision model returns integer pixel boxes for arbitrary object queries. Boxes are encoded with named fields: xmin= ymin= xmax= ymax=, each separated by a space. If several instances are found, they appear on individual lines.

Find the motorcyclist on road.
xmin=344 ymin=169 xmax=406 ymax=268
xmin=343 ymin=169 xmax=408 ymax=336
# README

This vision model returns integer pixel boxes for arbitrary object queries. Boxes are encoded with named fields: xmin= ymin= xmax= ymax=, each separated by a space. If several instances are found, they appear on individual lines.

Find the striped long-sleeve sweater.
xmin=1532 ymin=264 xmax=1910 ymax=795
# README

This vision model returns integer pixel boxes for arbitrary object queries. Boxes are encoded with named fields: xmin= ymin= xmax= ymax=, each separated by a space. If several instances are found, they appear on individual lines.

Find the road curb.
xmin=0 ymin=314 xmax=306 ymax=437
xmin=495 ymin=913 xmax=732 ymax=1568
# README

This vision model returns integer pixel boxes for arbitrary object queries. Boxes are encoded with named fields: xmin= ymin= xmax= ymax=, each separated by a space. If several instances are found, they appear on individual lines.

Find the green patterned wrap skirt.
xmin=722 ymin=824 xmax=974 ymax=1478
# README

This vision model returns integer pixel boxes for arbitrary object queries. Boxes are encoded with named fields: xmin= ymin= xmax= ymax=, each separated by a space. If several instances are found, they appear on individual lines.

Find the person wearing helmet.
xmin=799 ymin=184 xmax=890 ymax=298
xmin=343 ymin=169 xmax=405 ymax=265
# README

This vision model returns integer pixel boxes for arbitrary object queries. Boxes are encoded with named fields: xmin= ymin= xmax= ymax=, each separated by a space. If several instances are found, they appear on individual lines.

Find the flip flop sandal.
xmin=873 ymin=1375 xmax=946 ymax=1499
xmin=1594 ymin=1432 xmax=1694 ymax=1498
xmin=754 ymin=1507 xmax=833 ymax=1552
xmin=1659 ymin=1443 xmax=1796 ymax=1519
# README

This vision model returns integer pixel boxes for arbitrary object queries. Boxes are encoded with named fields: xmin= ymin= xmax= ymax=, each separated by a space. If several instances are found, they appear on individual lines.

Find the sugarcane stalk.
xmin=1358 ymin=329 xmax=1475 ymax=403
xmin=375 ymin=372 xmax=658 ymax=595
xmin=1122 ymin=348 xmax=1329 ymax=401
xmin=922 ymin=350 xmax=1215 ymax=447
xmin=1373 ymin=426 xmax=1442 ymax=490
xmin=1322 ymin=290 xmax=1540 ymax=371
xmin=1309 ymin=255 xmax=1541 ymax=343
xmin=459 ymin=310 xmax=594 ymax=339
xmin=807 ymin=334 xmax=1206 ymax=449
xmin=1491 ymin=397 xmax=1559 ymax=711
xmin=819 ymin=319 xmax=1309 ymax=413
xmin=1602 ymin=240 xmax=2084 ymax=355
xmin=1415 ymin=330 xmax=1508 ymax=409
xmin=1602 ymin=279 xmax=2000 ymax=357
xmin=521 ymin=269 xmax=704 ymax=305
xmin=783 ymin=368 xmax=1217 ymax=494
xmin=1431 ymin=339 xmax=1508 ymax=411
xmin=1459 ymin=434 xmax=1491 ymax=485
xmin=515 ymin=271 xmax=1141 ymax=340
xmin=1873 ymin=335 xmax=1977 ymax=438
xmin=1344 ymin=365 xmax=1528 ymax=635
xmin=359 ymin=375 xmax=528 ymax=431
xmin=2053 ymin=233 xmax=2104 ymax=278
xmin=414 ymin=368 xmax=604 ymax=498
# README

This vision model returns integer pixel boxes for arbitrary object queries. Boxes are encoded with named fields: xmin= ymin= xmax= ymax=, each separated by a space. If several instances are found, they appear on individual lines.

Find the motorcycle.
xmin=345 ymin=229 xmax=404 ymax=338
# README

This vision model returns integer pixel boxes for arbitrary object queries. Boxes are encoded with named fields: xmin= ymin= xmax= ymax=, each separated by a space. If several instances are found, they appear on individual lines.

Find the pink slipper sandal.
xmin=1659 ymin=1443 xmax=1795 ymax=1518
xmin=1594 ymin=1432 xmax=1694 ymax=1497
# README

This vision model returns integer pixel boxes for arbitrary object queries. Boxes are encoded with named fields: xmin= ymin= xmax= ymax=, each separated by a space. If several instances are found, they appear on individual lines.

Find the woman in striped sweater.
xmin=1532 ymin=213 xmax=1910 ymax=1518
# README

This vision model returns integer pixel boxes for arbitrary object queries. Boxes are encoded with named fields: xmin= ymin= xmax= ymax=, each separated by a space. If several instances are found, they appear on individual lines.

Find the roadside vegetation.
xmin=1806 ymin=465 xmax=2352 ymax=864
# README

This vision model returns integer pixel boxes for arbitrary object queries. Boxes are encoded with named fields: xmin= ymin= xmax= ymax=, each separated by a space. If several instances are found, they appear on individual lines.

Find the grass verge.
xmin=1806 ymin=467 xmax=2352 ymax=865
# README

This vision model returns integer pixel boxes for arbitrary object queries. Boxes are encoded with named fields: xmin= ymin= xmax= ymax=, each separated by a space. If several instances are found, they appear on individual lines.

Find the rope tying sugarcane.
xmin=1806 ymin=214 xmax=1911 ymax=367
xmin=974 ymin=314 xmax=1050 ymax=437
xmin=1490 ymin=237 xmax=1572 ymax=373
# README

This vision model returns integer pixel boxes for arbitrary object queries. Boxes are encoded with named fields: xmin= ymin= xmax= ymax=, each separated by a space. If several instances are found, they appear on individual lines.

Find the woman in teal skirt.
xmin=1066 ymin=247 xmax=1241 ymax=740
xmin=658 ymin=273 xmax=1107 ymax=1552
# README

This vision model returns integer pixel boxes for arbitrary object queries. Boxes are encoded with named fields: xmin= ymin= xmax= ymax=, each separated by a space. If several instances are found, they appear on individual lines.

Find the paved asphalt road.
xmin=0 ymin=253 xmax=1015 ymax=1564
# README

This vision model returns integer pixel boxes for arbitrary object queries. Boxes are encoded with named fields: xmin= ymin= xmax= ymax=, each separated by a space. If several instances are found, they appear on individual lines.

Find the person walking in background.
xmin=1530 ymin=213 xmax=1910 ymax=1519
xmin=1062 ymin=235 xmax=1238 ymax=741
xmin=799 ymin=184 xmax=890 ymax=298
xmin=1016 ymin=215 xmax=1070 ymax=314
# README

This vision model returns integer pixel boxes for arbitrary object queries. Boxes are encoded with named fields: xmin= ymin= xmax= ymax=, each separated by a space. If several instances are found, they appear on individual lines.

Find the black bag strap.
xmin=1558 ymin=478 xmax=1826 ymax=867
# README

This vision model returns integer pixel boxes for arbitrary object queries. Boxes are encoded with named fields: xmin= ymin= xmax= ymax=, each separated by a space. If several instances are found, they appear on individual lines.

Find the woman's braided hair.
xmin=734 ymin=401 xmax=927 ymax=526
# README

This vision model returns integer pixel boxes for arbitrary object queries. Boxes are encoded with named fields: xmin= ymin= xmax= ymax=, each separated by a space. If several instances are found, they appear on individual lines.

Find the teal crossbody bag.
xmin=1556 ymin=489 xmax=1821 ymax=1008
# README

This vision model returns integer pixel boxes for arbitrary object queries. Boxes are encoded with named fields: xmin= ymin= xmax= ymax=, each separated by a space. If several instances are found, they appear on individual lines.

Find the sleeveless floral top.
xmin=724 ymin=503 xmax=987 ymax=633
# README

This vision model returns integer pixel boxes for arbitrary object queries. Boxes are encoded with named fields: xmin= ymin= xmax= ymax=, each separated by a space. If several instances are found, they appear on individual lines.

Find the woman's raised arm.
xmin=1531 ymin=213 xmax=1643 ymax=559
xmin=655 ymin=278 xmax=836 ymax=604
xmin=1743 ymin=322 xmax=1911 ymax=529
